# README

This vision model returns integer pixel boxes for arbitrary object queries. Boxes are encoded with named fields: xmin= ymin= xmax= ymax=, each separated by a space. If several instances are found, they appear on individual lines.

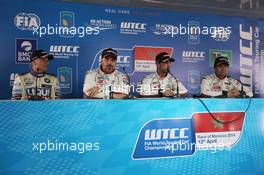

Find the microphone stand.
xmin=238 ymin=80 xmax=247 ymax=98
xmin=228 ymin=76 xmax=248 ymax=98
xmin=122 ymin=67 xmax=133 ymax=99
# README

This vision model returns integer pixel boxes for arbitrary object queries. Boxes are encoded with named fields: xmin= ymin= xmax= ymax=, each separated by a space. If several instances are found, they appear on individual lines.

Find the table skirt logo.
xmin=132 ymin=118 xmax=195 ymax=159
xmin=132 ymin=112 xmax=245 ymax=160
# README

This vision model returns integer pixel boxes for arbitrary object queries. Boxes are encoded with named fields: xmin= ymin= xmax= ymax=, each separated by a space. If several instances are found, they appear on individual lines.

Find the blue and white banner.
xmin=0 ymin=99 xmax=263 ymax=174
xmin=0 ymin=0 xmax=264 ymax=99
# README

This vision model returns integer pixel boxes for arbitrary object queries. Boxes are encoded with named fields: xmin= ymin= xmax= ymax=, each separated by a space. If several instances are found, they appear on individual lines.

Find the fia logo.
xmin=14 ymin=13 xmax=41 ymax=30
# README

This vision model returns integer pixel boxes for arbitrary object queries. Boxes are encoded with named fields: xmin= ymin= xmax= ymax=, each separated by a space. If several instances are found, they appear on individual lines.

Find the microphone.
xmin=228 ymin=76 xmax=247 ymax=98
xmin=236 ymin=79 xmax=247 ymax=98
xmin=103 ymin=74 xmax=111 ymax=99
xmin=122 ymin=67 xmax=133 ymax=99
xmin=167 ymin=70 xmax=180 ymax=98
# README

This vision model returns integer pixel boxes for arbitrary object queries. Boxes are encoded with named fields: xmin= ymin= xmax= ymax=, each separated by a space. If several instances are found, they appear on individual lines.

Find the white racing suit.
xmin=200 ymin=74 xmax=253 ymax=97
xmin=83 ymin=69 xmax=129 ymax=99
xmin=140 ymin=72 xmax=188 ymax=96
xmin=11 ymin=72 xmax=61 ymax=100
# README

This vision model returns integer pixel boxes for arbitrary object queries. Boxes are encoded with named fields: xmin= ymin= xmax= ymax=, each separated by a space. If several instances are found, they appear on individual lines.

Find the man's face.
xmin=214 ymin=63 xmax=229 ymax=79
xmin=101 ymin=56 xmax=117 ymax=74
xmin=32 ymin=56 xmax=49 ymax=73
xmin=156 ymin=60 xmax=171 ymax=76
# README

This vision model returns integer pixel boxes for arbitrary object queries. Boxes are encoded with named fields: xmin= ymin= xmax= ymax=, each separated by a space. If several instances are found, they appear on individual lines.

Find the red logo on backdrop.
xmin=134 ymin=46 xmax=173 ymax=61
xmin=193 ymin=112 xmax=245 ymax=132
xmin=133 ymin=46 xmax=173 ymax=72
xmin=192 ymin=112 xmax=245 ymax=149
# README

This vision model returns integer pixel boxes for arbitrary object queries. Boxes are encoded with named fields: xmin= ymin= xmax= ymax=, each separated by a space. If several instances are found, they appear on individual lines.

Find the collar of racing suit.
xmin=30 ymin=71 xmax=46 ymax=77
xmin=214 ymin=73 xmax=227 ymax=80
xmin=98 ymin=68 xmax=116 ymax=77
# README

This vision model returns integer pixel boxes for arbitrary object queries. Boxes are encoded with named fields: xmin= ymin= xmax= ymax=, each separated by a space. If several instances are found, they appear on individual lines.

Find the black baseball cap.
xmin=214 ymin=56 xmax=229 ymax=67
xmin=31 ymin=49 xmax=54 ymax=62
xmin=101 ymin=48 xmax=117 ymax=59
xmin=155 ymin=52 xmax=175 ymax=63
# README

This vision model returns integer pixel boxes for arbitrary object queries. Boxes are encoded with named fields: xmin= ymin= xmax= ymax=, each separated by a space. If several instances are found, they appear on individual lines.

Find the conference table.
xmin=0 ymin=98 xmax=263 ymax=174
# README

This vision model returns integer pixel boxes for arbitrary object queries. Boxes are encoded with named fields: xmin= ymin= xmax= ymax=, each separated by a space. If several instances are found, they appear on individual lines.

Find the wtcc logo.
xmin=120 ymin=22 xmax=147 ymax=35
xmin=16 ymin=39 xmax=37 ymax=63
xmin=182 ymin=51 xmax=205 ymax=58
xmin=121 ymin=22 xmax=146 ymax=30
xmin=117 ymin=55 xmax=130 ymax=64
xmin=182 ymin=51 xmax=206 ymax=63
xmin=14 ymin=13 xmax=41 ymax=30
xmin=132 ymin=112 xmax=245 ymax=159
xmin=132 ymin=118 xmax=195 ymax=159
xmin=50 ymin=45 xmax=79 ymax=53
xmin=145 ymin=128 xmax=189 ymax=140
xmin=49 ymin=45 xmax=80 ymax=59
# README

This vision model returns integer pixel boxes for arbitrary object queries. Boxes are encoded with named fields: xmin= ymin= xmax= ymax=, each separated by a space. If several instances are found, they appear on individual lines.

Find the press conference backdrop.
xmin=0 ymin=99 xmax=264 ymax=174
xmin=0 ymin=0 xmax=264 ymax=99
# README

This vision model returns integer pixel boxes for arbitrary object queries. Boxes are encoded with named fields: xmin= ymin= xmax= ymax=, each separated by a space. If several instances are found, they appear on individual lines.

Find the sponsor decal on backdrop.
xmin=239 ymin=24 xmax=254 ymax=94
xmin=60 ymin=11 xmax=75 ymax=38
xmin=211 ymin=28 xmax=231 ymax=41
xmin=253 ymin=25 xmax=264 ymax=95
xmin=152 ymin=24 xmax=175 ymax=36
xmin=15 ymin=38 xmax=37 ymax=64
xmin=134 ymin=46 xmax=173 ymax=72
xmin=115 ymin=50 xmax=133 ymax=74
xmin=188 ymin=21 xmax=200 ymax=45
xmin=14 ymin=13 xmax=41 ymax=30
xmin=209 ymin=50 xmax=232 ymax=67
xmin=88 ymin=19 xmax=117 ymax=31
xmin=187 ymin=70 xmax=200 ymax=94
xmin=49 ymin=45 xmax=80 ymax=59
xmin=120 ymin=22 xmax=147 ymax=35
xmin=182 ymin=51 xmax=206 ymax=63
xmin=132 ymin=112 xmax=245 ymax=159
xmin=57 ymin=67 xmax=72 ymax=94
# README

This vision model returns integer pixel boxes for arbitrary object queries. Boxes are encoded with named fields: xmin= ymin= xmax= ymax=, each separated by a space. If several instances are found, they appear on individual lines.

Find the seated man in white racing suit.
xmin=200 ymin=56 xmax=253 ymax=98
xmin=140 ymin=52 xmax=188 ymax=98
xmin=83 ymin=48 xmax=129 ymax=99
xmin=12 ymin=49 xmax=61 ymax=100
